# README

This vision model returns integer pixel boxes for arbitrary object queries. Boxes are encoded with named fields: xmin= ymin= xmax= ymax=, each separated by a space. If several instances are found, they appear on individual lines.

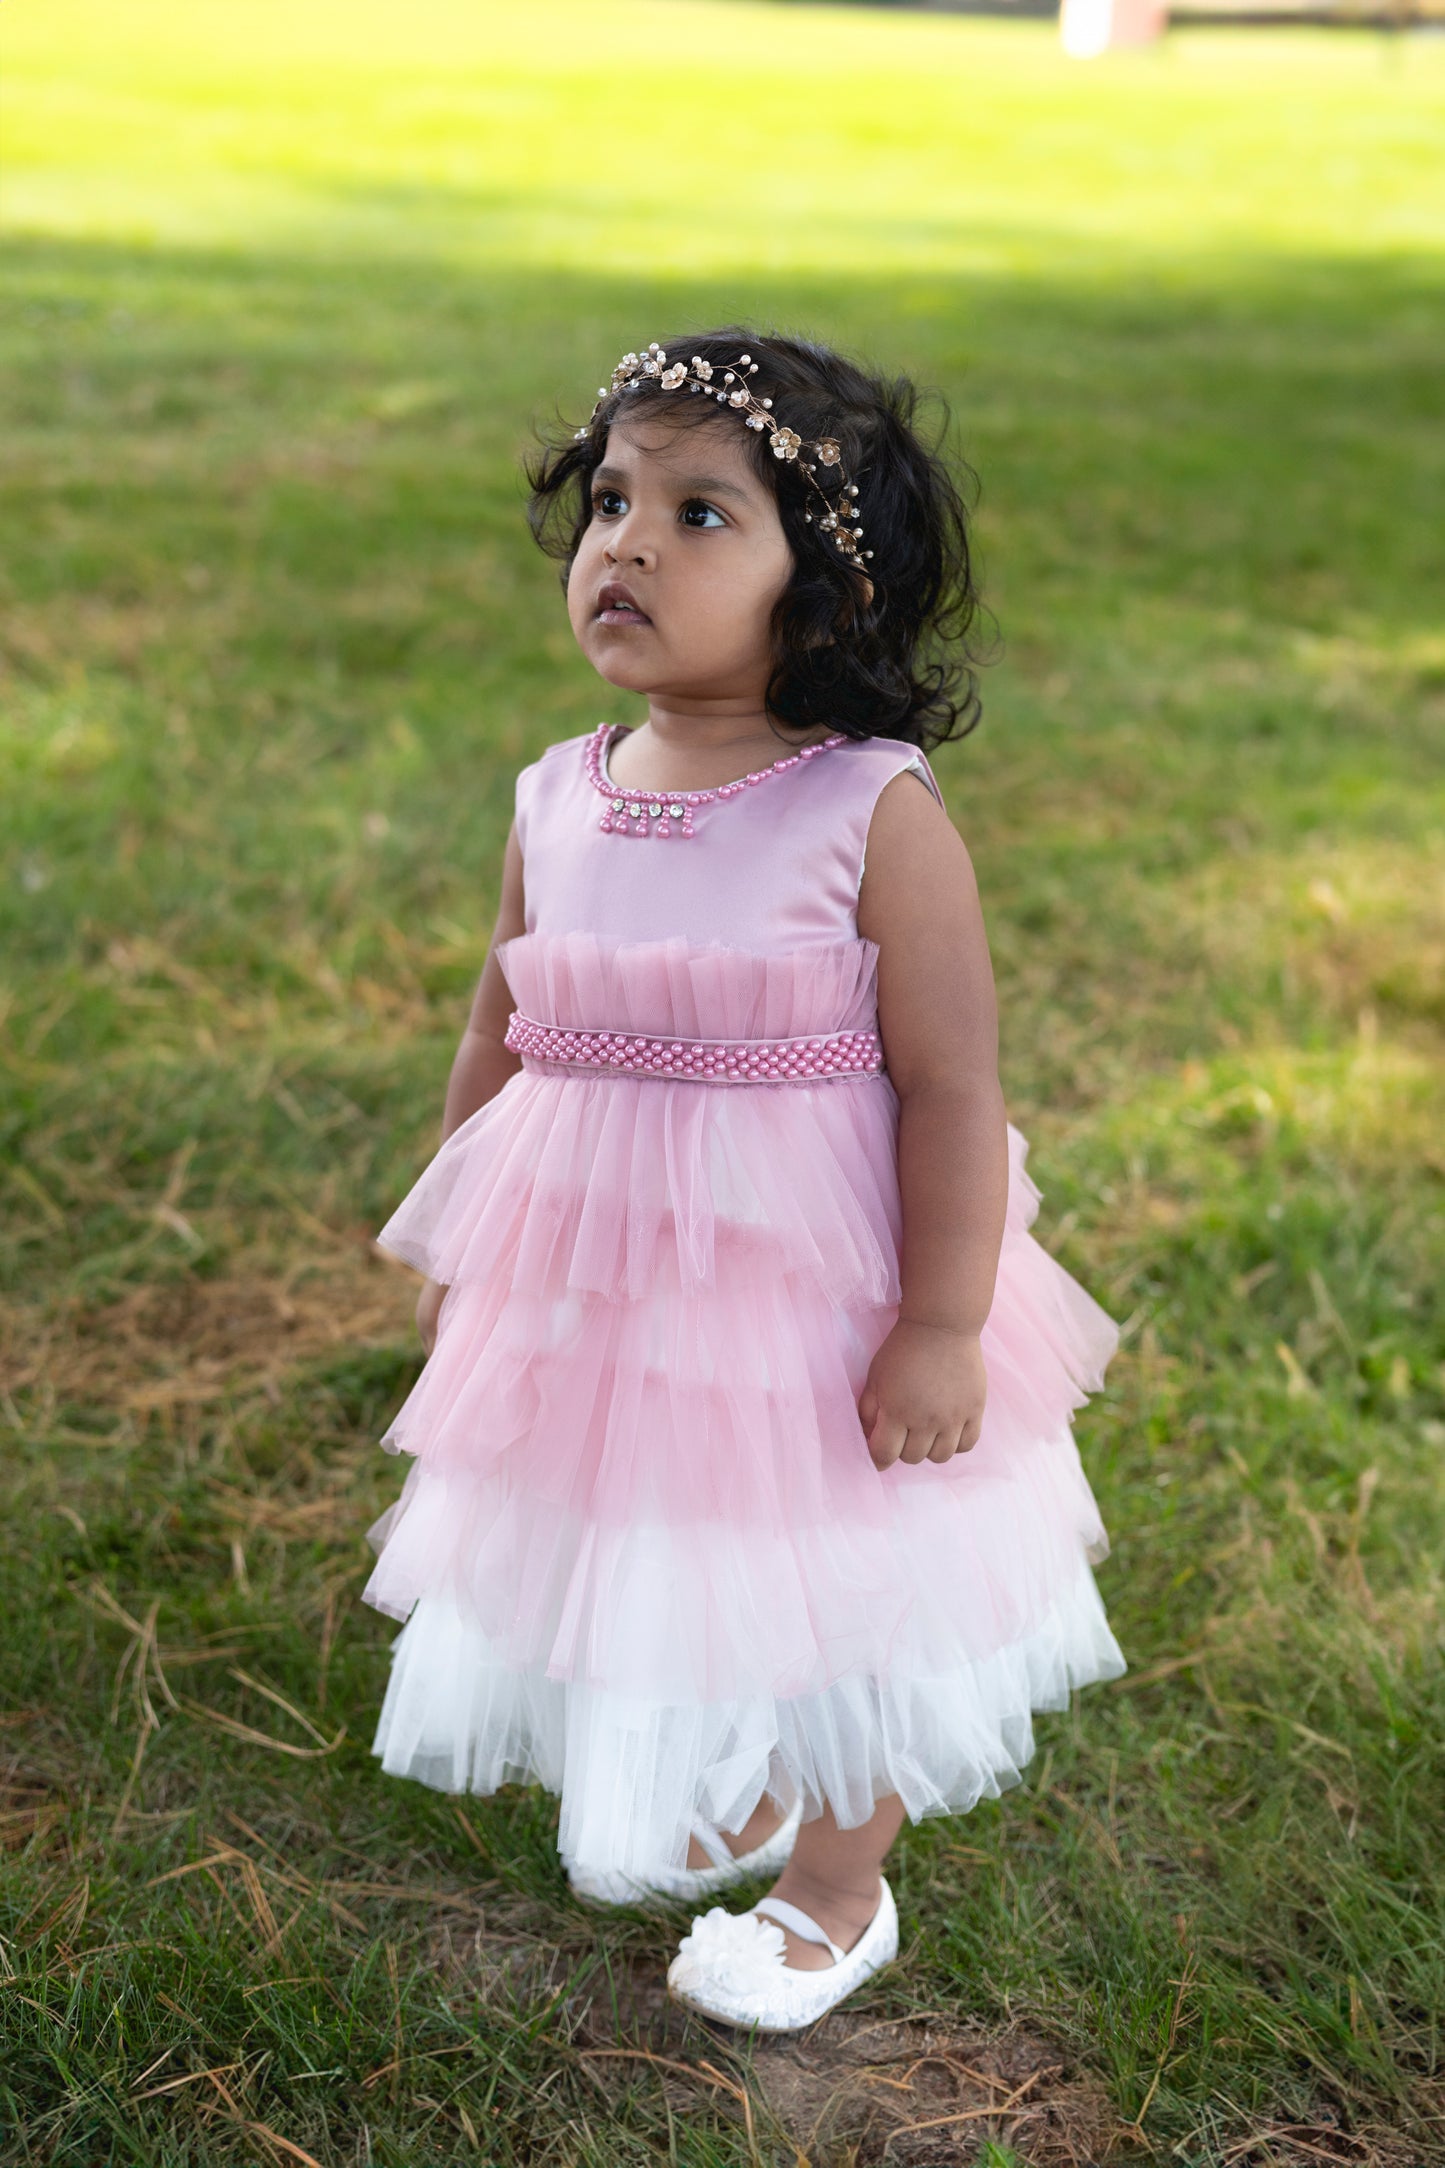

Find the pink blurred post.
xmin=1060 ymin=0 xmax=1167 ymax=55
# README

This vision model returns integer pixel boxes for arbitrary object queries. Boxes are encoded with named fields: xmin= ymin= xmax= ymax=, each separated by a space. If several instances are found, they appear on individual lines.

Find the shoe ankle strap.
xmin=752 ymin=1895 xmax=845 ymax=1966
xmin=688 ymin=1819 xmax=736 ymax=1872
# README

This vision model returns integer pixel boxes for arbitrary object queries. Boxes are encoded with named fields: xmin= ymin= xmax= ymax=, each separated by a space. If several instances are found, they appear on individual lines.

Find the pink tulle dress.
xmin=364 ymin=723 xmax=1125 ymax=1876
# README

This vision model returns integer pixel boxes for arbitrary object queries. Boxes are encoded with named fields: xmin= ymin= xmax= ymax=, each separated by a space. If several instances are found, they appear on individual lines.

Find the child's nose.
xmin=603 ymin=508 xmax=658 ymax=567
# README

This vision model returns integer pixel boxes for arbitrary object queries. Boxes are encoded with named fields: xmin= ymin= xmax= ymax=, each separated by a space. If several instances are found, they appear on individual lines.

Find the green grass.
xmin=2 ymin=1 xmax=1444 ymax=2161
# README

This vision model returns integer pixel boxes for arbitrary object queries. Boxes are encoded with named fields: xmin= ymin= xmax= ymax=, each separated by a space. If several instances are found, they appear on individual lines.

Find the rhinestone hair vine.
xmin=575 ymin=343 xmax=872 ymax=569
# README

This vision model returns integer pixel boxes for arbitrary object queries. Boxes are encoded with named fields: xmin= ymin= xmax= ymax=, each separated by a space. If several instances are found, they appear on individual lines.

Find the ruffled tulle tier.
xmin=373 ymin=1138 xmax=1117 ymax=1518
xmin=373 ymin=1556 xmax=1125 ymax=1874
xmin=367 ymin=1397 xmax=1116 ymax=1692
xmin=366 ymin=930 xmax=1123 ymax=1868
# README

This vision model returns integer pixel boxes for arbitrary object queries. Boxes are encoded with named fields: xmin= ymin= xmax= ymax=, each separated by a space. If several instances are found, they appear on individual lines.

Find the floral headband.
xmin=575 ymin=342 xmax=872 ymax=570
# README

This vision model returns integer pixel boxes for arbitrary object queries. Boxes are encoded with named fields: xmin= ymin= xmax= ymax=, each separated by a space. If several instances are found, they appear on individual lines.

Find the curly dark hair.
xmin=524 ymin=327 xmax=993 ymax=751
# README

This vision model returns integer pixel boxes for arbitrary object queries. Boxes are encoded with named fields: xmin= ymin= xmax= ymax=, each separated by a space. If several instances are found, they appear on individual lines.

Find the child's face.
xmin=567 ymin=412 xmax=794 ymax=709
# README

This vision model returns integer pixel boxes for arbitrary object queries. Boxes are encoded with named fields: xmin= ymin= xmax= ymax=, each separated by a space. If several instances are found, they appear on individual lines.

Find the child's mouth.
xmin=596 ymin=583 xmax=652 ymax=629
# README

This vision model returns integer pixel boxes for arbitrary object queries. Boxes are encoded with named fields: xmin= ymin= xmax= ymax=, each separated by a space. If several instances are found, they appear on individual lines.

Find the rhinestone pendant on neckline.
xmin=584 ymin=723 xmax=847 ymax=839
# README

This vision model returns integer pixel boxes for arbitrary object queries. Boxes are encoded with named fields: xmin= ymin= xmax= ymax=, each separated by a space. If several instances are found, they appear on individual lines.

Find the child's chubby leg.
xmin=757 ymin=1795 xmax=906 ymax=1970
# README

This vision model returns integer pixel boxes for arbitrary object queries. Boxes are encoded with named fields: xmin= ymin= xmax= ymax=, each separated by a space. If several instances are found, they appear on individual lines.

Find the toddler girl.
xmin=363 ymin=329 xmax=1125 ymax=2031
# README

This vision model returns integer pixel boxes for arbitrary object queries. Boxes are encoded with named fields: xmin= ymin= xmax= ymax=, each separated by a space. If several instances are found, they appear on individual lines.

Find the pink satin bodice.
xmin=513 ymin=724 xmax=944 ymax=953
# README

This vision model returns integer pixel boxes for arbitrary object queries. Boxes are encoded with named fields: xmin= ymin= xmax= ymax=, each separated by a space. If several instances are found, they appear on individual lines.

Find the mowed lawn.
xmin=2 ymin=3 xmax=1443 ymax=2161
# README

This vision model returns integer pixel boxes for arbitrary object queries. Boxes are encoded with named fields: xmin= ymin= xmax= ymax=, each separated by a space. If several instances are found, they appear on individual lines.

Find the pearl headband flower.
xmin=575 ymin=342 xmax=872 ymax=569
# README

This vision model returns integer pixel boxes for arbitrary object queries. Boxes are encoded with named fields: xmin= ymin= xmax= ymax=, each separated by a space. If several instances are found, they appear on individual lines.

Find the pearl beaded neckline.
xmin=586 ymin=723 xmax=846 ymax=839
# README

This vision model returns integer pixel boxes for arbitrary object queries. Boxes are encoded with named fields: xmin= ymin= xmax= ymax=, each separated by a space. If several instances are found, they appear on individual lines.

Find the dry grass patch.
xmin=2 ymin=1247 xmax=413 ymax=1433
xmin=539 ymin=1944 xmax=1131 ymax=2167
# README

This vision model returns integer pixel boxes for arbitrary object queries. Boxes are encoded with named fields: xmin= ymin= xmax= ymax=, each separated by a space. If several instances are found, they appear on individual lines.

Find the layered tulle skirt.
xmin=366 ymin=931 xmax=1125 ymax=1874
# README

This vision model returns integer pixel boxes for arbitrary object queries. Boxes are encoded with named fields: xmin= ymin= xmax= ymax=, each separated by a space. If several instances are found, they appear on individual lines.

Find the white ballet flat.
xmin=566 ymin=1798 xmax=803 ymax=1909
xmin=666 ymin=1876 xmax=898 ymax=2033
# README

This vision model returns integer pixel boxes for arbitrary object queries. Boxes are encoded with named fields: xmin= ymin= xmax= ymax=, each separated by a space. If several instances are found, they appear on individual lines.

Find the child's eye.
xmin=680 ymin=499 xmax=726 ymax=530
xmin=593 ymin=487 xmax=627 ymax=518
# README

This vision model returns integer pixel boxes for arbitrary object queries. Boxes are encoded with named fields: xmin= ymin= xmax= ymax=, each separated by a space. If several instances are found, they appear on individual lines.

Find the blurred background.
xmin=3 ymin=3 xmax=1443 ymax=2163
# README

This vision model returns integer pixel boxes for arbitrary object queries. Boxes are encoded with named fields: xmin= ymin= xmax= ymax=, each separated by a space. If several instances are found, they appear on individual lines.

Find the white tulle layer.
xmin=372 ymin=1550 xmax=1125 ymax=1875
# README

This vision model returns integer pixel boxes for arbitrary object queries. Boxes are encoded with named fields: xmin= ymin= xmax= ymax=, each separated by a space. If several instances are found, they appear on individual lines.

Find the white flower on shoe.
xmin=669 ymin=1877 xmax=898 ymax=2034
xmin=673 ymin=1905 xmax=788 ymax=1993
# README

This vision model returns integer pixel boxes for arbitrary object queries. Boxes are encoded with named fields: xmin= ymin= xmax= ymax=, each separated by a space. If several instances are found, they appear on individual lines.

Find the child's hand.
xmin=858 ymin=1322 xmax=987 ymax=1470
xmin=416 ymin=1277 xmax=447 ymax=1357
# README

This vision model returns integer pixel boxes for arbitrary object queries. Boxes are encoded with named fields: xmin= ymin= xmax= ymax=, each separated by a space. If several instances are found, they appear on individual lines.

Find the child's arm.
xmin=438 ymin=820 xmax=528 ymax=1141
xmin=415 ymin=819 xmax=527 ymax=1353
xmin=855 ymin=773 xmax=1010 ymax=1470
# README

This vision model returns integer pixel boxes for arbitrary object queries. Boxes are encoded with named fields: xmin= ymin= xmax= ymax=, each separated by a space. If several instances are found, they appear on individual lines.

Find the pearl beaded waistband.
xmin=504 ymin=1011 xmax=886 ymax=1085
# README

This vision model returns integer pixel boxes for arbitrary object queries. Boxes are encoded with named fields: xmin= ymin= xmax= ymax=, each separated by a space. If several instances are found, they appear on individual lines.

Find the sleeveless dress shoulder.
xmin=364 ymin=723 xmax=1125 ymax=1876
